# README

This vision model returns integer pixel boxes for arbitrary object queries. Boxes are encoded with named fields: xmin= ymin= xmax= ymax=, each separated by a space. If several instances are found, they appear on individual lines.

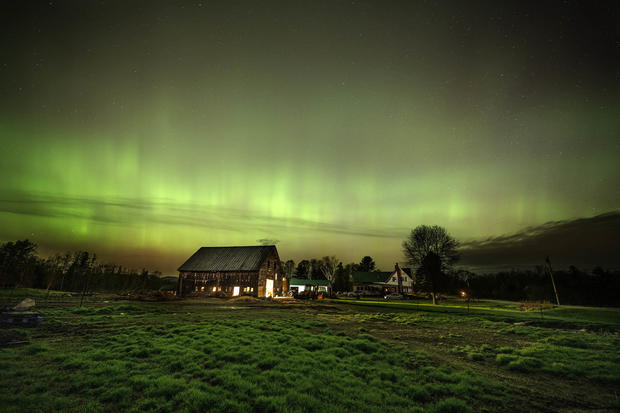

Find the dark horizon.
xmin=11 ymin=210 xmax=615 ymax=275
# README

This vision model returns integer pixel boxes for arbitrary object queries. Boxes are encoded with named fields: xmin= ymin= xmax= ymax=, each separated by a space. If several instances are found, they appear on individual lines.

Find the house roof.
xmin=178 ymin=246 xmax=276 ymax=272
xmin=352 ymin=271 xmax=392 ymax=284
xmin=290 ymin=278 xmax=330 ymax=286
xmin=392 ymin=268 xmax=412 ymax=276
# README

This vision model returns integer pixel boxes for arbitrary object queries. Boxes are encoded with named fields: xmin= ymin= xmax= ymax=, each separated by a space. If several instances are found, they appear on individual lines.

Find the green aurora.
xmin=1 ymin=1 xmax=618 ymax=273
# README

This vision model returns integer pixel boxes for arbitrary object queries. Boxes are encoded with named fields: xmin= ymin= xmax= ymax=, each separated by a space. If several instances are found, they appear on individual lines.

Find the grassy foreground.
xmin=1 ymin=293 xmax=619 ymax=412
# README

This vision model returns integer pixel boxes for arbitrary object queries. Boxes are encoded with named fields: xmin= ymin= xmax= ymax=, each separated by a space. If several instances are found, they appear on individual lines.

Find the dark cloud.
xmin=459 ymin=212 xmax=620 ymax=271
xmin=257 ymin=239 xmax=280 ymax=246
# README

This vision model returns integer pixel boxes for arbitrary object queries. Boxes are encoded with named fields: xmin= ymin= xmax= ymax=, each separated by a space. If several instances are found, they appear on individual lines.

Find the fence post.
xmin=80 ymin=274 xmax=89 ymax=307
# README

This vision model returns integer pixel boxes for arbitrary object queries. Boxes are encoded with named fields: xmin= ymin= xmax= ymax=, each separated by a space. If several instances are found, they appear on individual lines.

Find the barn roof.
xmin=178 ymin=246 xmax=276 ymax=272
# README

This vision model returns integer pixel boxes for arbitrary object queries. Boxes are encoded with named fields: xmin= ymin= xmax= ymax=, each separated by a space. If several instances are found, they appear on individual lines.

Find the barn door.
xmin=265 ymin=279 xmax=274 ymax=297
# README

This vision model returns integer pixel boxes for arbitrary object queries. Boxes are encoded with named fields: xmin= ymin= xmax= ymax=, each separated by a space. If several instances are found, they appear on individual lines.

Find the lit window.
xmin=212 ymin=286 xmax=217 ymax=292
xmin=201 ymin=286 xmax=205 ymax=292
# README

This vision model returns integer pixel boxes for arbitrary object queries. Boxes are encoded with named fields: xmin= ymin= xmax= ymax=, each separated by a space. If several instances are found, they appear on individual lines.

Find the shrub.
xmin=152 ymin=376 xmax=186 ymax=399
xmin=130 ymin=348 xmax=151 ymax=358
xmin=506 ymin=357 xmax=542 ymax=372
xmin=99 ymin=386 xmax=131 ymax=405
xmin=350 ymin=338 xmax=379 ymax=354
xmin=409 ymin=385 xmax=431 ymax=402
xmin=253 ymin=395 xmax=281 ymax=413
xmin=179 ymin=387 xmax=219 ymax=412
xmin=23 ymin=343 xmax=49 ymax=355
xmin=496 ymin=346 xmax=515 ymax=354
xmin=495 ymin=354 xmax=518 ymax=366
xmin=467 ymin=352 xmax=485 ymax=361
xmin=430 ymin=397 xmax=473 ymax=413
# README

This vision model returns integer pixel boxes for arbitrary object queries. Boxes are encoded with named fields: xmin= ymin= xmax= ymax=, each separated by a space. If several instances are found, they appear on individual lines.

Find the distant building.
xmin=352 ymin=265 xmax=414 ymax=294
xmin=384 ymin=266 xmax=414 ymax=293
xmin=159 ymin=275 xmax=179 ymax=292
xmin=289 ymin=278 xmax=330 ymax=294
xmin=177 ymin=245 xmax=288 ymax=298
xmin=352 ymin=271 xmax=392 ymax=295
xmin=159 ymin=276 xmax=179 ymax=283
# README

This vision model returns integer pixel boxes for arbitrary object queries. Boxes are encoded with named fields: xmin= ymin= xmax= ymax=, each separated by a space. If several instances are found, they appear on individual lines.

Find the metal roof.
xmin=290 ymin=278 xmax=330 ymax=286
xmin=177 ymin=246 xmax=276 ymax=272
xmin=352 ymin=271 xmax=392 ymax=284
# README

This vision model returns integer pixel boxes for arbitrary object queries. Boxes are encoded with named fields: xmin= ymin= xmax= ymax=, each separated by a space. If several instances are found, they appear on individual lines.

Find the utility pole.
xmin=545 ymin=256 xmax=560 ymax=306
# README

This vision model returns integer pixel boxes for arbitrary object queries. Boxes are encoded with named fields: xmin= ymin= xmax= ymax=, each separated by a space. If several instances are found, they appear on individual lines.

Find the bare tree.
xmin=403 ymin=225 xmax=459 ymax=304
xmin=283 ymin=260 xmax=295 ymax=277
xmin=320 ymin=256 xmax=338 ymax=294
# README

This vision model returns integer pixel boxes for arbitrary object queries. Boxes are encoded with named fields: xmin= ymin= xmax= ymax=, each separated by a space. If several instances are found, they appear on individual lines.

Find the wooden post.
xmin=177 ymin=273 xmax=183 ymax=297
xmin=545 ymin=256 xmax=560 ymax=306
xmin=80 ymin=273 xmax=89 ymax=307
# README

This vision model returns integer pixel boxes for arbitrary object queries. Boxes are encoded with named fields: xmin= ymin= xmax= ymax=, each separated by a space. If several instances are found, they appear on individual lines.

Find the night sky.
xmin=1 ymin=1 xmax=618 ymax=273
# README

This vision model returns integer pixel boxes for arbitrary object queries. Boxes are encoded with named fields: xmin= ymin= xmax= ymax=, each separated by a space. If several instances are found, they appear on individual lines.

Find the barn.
xmin=177 ymin=245 xmax=288 ymax=298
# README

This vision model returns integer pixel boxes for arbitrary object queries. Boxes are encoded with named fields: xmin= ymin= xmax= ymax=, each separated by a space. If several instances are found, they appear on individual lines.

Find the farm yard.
xmin=1 ymin=291 xmax=619 ymax=412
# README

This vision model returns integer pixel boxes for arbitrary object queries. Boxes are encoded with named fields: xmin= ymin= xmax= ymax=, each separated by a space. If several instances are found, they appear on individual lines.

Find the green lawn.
xmin=1 ymin=292 xmax=619 ymax=412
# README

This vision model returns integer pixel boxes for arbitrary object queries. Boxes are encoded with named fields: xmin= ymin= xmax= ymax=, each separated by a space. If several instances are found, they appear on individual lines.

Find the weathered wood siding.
xmin=256 ymin=247 xmax=287 ymax=297
xmin=178 ymin=271 xmax=259 ymax=296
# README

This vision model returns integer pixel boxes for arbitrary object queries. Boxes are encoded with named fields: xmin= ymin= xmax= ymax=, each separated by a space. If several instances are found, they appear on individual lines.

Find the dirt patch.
xmin=227 ymin=296 xmax=263 ymax=304
xmin=0 ymin=330 xmax=29 ymax=347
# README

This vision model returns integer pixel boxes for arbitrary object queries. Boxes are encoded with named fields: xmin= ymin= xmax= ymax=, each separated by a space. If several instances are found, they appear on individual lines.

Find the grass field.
xmin=1 ymin=291 xmax=619 ymax=412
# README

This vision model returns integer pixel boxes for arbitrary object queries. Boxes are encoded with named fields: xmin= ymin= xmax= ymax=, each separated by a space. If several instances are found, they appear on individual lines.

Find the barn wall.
xmin=178 ymin=271 xmax=259 ymax=297
xmin=257 ymin=247 xmax=287 ymax=297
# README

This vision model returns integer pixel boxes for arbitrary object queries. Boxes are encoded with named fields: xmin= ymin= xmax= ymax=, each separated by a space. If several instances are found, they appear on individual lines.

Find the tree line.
xmin=0 ymin=240 xmax=167 ymax=293
xmin=281 ymin=255 xmax=382 ymax=293
xmin=445 ymin=266 xmax=620 ymax=306
xmin=2 ymin=232 xmax=618 ymax=306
